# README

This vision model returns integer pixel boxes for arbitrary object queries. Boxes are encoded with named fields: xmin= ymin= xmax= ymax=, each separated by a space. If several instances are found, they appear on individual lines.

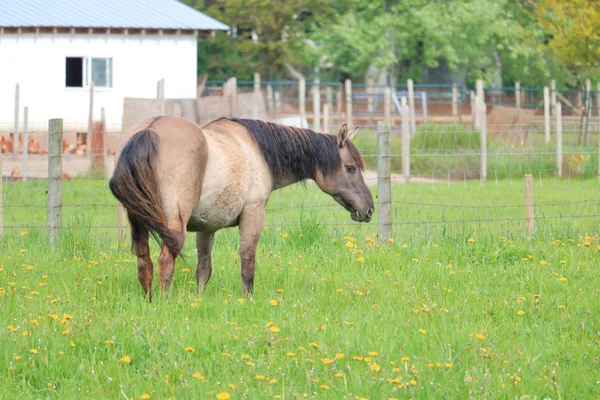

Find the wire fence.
xmin=1 ymin=117 xmax=599 ymax=241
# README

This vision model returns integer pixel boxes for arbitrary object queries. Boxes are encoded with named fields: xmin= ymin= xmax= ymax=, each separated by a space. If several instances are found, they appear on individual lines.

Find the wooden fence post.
xmin=584 ymin=79 xmax=592 ymax=145
xmin=253 ymin=72 xmax=260 ymax=93
xmin=452 ymin=84 xmax=458 ymax=117
xmin=543 ymin=86 xmax=550 ymax=143
xmin=476 ymin=79 xmax=484 ymax=102
xmin=366 ymin=79 xmax=374 ymax=120
xmin=274 ymin=91 xmax=281 ymax=115
xmin=13 ymin=83 xmax=20 ymax=155
xmin=22 ymin=107 xmax=29 ymax=181
xmin=550 ymin=79 xmax=556 ymax=115
xmin=0 ymin=142 xmax=3 ymax=235
xmin=345 ymin=79 xmax=353 ymax=128
xmin=312 ymin=85 xmax=321 ymax=132
xmin=384 ymin=86 xmax=392 ymax=126
xmin=407 ymin=79 xmax=416 ymax=135
xmin=323 ymin=103 xmax=329 ymax=133
xmin=299 ymin=77 xmax=306 ymax=128
xmin=525 ymin=174 xmax=535 ymax=234
xmin=91 ymin=121 xmax=105 ymax=178
xmin=157 ymin=79 xmax=165 ymax=116
xmin=515 ymin=81 xmax=521 ymax=109
xmin=401 ymin=97 xmax=411 ymax=182
xmin=597 ymin=83 xmax=600 ymax=183
xmin=479 ymin=97 xmax=487 ymax=181
xmin=556 ymin=102 xmax=562 ymax=178
xmin=376 ymin=120 xmax=392 ymax=240
xmin=266 ymin=85 xmax=274 ymax=114
xmin=48 ymin=118 xmax=63 ymax=245
xmin=470 ymin=90 xmax=476 ymax=128
xmin=88 ymin=81 xmax=95 ymax=138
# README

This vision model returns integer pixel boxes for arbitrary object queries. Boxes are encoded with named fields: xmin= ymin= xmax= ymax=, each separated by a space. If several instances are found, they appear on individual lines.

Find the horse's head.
xmin=316 ymin=124 xmax=374 ymax=223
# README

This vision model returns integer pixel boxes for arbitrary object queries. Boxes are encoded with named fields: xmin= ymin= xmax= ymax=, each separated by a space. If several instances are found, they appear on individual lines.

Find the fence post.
xmin=376 ymin=120 xmax=392 ymax=240
xmin=274 ymin=91 xmax=281 ymax=115
xmin=384 ymin=86 xmax=392 ymax=126
xmin=556 ymin=102 xmax=562 ymax=178
xmin=157 ymin=79 xmax=165 ymax=116
xmin=366 ymin=79 xmax=374 ymax=120
xmin=323 ymin=103 xmax=329 ymax=133
xmin=550 ymin=80 xmax=556 ymax=116
xmin=470 ymin=90 xmax=476 ymax=128
xmin=451 ymin=84 xmax=458 ymax=116
xmin=48 ymin=118 xmax=63 ymax=245
xmin=299 ymin=77 xmax=306 ymax=128
xmin=13 ymin=83 xmax=20 ymax=155
xmin=312 ymin=85 xmax=321 ymax=132
xmin=325 ymin=86 xmax=332 ymax=129
xmin=253 ymin=72 xmax=260 ymax=93
xmin=22 ymin=107 xmax=29 ymax=181
xmin=584 ymin=79 xmax=592 ymax=146
xmin=407 ymin=79 xmax=416 ymax=135
xmin=515 ymin=81 xmax=521 ymax=109
xmin=88 ymin=81 xmax=95 ymax=138
xmin=401 ymin=97 xmax=411 ymax=183
xmin=345 ymin=79 xmax=353 ymax=128
xmin=0 ymin=144 xmax=3 ymax=235
xmin=543 ymin=86 xmax=550 ymax=143
xmin=266 ymin=84 xmax=274 ymax=114
xmin=479 ymin=98 xmax=487 ymax=181
xmin=476 ymin=79 xmax=484 ymax=102
xmin=525 ymin=174 xmax=535 ymax=234
xmin=597 ymin=83 xmax=600 ymax=183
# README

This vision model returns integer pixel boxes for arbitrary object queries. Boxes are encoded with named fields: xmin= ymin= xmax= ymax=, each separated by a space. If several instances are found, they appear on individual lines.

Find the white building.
xmin=0 ymin=0 xmax=228 ymax=129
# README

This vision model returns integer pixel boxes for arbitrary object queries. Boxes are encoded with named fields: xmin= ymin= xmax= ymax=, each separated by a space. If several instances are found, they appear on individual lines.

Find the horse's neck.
xmin=271 ymin=175 xmax=312 ymax=191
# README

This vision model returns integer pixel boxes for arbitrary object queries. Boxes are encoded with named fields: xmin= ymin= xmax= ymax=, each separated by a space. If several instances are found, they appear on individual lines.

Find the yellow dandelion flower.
xmin=121 ymin=356 xmax=132 ymax=364
xmin=321 ymin=358 xmax=334 ymax=364
xmin=309 ymin=342 xmax=320 ymax=348
xmin=517 ymin=310 xmax=525 ymax=316
xmin=282 ymin=233 xmax=289 ymax=238
xmin=319 ymin=385 xmax=329 ymax=390
xmin=540 ymin=260 xmax=548 ymax=265
xmin=335 ymin=372 xmax=344 ymax=378
xmin=20 ymin=231 xmax=29 ymax=236
xmin=559 ymin=277 xmax=567 ymax=282
xmin=370 ymin=363 xmax=381 ymax=371
xmin=409 ymin=379 xmax=417 ymax=386
xmin=401 ymin=356 xmax=410 ymax=362
xmin=390 ymin=378 xmax=401 ymax=384
xmin=182 ymin=268 xmax=191 ymax=273
xmin=270 ymin=300 xmax=278 ymax=306
xmin=30 ymin=349 xmax=38 ymax=354
xmin=184 ymin=347 xmax=195 ymax=352
xmin=353 ymin=356 xmax=363 ymax=361
xmin=269 ymin=326 xmax=280 ymax=333
xmin=193 ymin=372 xmax=205 ymax=380
xmin=418 ymin=329 xmax=426 ymax=334
xmin=216 ymin=393 xmax=230 ymax=400
xmin=335 ymin=353 xmax=344 ymax=359
xmin=255 ymin=375 xmax=265 ymax=380
xmin=276 ymin=288 xmax=284 ymax=293
xmin=141 ymin=394 xmax=150 ymax=399
xmin=356 ymin=256 xmax=365 ymax=262
xmin=467 ymin=238 xmax=475 ymax=243
xmin=476 ymin=333 xmax=486 ymax=341
xmin=368 ymin=351 xmax=378 ymax=356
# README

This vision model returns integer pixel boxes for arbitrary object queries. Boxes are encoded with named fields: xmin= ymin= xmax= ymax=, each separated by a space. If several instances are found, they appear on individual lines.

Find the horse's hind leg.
xmin=196 ymin=232 xmax=214 ymax=292
xmin=157 ymin=212 xmax=187 ymax=294
xmin=130 ymin=217 xmax=154 ymax=301
xmin=239 ymin=204 xmax=265 ymax=296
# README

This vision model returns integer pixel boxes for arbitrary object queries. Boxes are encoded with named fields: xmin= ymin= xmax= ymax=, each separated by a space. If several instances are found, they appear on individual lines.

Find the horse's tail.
xmin=109 ymin=129 xmax=182 ymax=257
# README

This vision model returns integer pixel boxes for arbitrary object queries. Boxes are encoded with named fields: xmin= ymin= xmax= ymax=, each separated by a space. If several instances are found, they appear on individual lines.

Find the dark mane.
xmin=229 ymin=118 xmax=364 ymax=183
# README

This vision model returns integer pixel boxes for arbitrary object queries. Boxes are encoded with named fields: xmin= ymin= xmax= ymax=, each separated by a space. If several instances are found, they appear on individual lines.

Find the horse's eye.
xmin=345 ymin=165 xmax=356 ymax=173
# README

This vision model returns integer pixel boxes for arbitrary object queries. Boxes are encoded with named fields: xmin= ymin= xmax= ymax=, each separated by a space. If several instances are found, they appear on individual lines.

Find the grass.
xmin=1 ymin=177 xmax=600 ymax=398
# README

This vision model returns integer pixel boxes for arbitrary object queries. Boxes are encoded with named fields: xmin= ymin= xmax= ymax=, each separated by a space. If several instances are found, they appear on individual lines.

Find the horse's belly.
xmin=187 ymin=190 xmax=245 ymax=232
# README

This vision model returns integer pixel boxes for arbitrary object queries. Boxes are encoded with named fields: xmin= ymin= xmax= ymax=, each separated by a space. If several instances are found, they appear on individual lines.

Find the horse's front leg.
xmin=196 ymin=231 xmax=214 ymax=292
xmin=238 ymin=204 xmax=265 ymax=296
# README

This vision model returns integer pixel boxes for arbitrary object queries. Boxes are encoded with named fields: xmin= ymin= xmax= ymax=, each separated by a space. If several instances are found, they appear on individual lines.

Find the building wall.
xmin=0 ymin=32 xmax=198 ymax=130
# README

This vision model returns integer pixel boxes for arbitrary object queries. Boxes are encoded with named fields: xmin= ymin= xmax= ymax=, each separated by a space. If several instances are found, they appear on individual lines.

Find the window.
xmin=65 ymin=57 xmax=113 ymax=88
xmin=65 ymin=57 xmax=83 ymax=87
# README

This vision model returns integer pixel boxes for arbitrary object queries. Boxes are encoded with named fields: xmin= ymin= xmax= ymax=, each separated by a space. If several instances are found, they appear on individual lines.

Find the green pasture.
xmin=1 ymin=174 xmax=600 ymax=399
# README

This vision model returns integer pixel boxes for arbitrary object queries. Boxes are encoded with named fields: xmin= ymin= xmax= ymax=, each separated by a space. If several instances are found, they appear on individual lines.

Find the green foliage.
xmin=187 ymin=0 xmax=596 ymax=88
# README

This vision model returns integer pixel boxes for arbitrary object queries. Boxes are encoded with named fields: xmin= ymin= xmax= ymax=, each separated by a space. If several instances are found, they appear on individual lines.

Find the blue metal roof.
xmin=0 ymin=0 xmax=229 ymax=31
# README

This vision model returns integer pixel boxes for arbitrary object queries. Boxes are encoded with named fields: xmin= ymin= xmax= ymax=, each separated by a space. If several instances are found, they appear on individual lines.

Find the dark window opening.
xmin=66 ymin=57 xmax=83 ymax=87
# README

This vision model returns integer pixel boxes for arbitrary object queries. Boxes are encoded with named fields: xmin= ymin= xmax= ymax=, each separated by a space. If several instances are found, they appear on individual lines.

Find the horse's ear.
xmin=347 ymin=125 xmax=360 ymax=142
xmin=337 ymin=124 xmax=349 ymax=147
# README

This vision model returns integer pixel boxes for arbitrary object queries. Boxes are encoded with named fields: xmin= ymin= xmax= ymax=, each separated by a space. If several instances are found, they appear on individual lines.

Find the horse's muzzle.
xmin=351 ymin=206 xmax=374 ymax=223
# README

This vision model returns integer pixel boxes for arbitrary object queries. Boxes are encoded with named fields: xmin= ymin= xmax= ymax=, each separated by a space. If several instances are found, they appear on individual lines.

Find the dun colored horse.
xmin=110 ymin=116 xmax=374 ymax=300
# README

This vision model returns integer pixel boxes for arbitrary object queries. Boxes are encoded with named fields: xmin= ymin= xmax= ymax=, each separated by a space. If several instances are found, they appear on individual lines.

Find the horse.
xmin=109 ymin=116 xmax=374 ymax=300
